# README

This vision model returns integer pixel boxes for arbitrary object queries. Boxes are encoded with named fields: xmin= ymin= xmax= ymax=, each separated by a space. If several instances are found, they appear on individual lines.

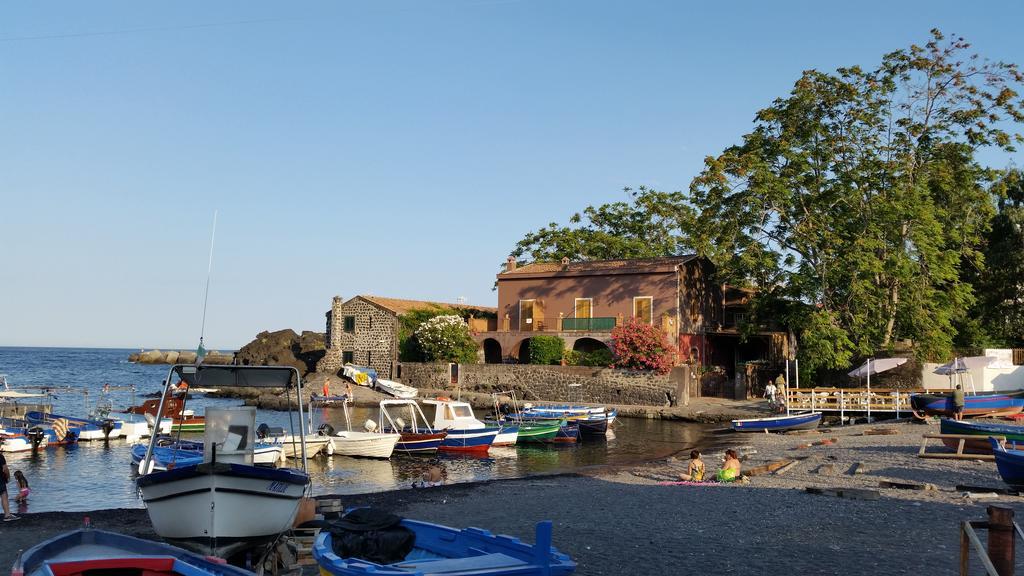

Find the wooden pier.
xmin=785 ymin=387 xmax=926 ymax=419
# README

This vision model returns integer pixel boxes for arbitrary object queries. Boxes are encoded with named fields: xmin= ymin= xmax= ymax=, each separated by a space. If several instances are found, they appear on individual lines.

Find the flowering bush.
xmin=611 ymin=319 xmax=677 ymax=374
xmin=414 ymin=314 xmax=479 ymax=363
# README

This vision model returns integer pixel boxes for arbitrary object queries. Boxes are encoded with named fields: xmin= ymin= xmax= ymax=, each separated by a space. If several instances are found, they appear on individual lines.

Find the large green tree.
xmin=688 ymin=30 xmax=1023 ymax=372
xmin=965 ymin=170 xmax=1024 ymax=346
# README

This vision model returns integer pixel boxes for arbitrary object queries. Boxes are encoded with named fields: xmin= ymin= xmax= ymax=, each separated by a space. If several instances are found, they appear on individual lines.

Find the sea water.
xmin=0 ymin=347 xmax=705 ymax=512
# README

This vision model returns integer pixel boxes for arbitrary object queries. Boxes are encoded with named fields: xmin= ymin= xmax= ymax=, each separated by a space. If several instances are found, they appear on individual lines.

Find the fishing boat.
xmin=515 ymin=420 xmax=563 ymax=443
xmin=552 ymin=422 xmax=580 ymax=443
xmin=990 ymin=438 xmax=1024 ymax=488
xmin=316 ymin=397 xmax=400 ymax=459
xmin=938 ymin=418 xmax=1024 ymax=453
xmin=311 ymin=516 xmax=575 ymax=576
xmin=0 ymin=427 xmax=48 ymax=452
xmin=490 ymin=392 xmax=563 ymax=444
xmin=25 ymin=410 xmax=121 ymax=441
xmin=910 ymin=390 xmax=1024 ymax=418
xmin=421 ymin=398 xmax=500 ymax=453
xmin=378 ymin=399 xmax=448 ymax=454
xmin=13 ymin=527 xmax=257 ymax=576
xmin=256 ymin=423 xmax=335 ymax=459
xmin=730 ymin=412 xmax=822 ymax=433
xmin=131 ymin=437 xmax=285 ymax=471
xmin=375 ymin=378 xmax=418 ymax=399
xmin=136 ymin=365 xmax=312 ymax=560
xmin=128 ymin=397 xmax=206 ymax=433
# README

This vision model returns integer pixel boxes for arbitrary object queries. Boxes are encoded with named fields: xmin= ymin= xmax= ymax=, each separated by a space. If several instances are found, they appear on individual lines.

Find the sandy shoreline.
xmin=3 ymin=419 xmax=1022 ymax=574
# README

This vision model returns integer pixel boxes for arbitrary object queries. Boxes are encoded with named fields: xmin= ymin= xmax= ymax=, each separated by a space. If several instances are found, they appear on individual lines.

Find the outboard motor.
xmin=394 ymin=417 xmax=406 ymax=431
xmin=364 ymin=419 xmax=378 ymax=433
xmin=26 ymin=426 xmax=46 ymax=450
xmin=101 ymin=419 xmax=117 ymax=440
xmin=318 ymin=423 xmax=335 ymax=437
xmin=257 ymin=422 xmax=270 ymax=439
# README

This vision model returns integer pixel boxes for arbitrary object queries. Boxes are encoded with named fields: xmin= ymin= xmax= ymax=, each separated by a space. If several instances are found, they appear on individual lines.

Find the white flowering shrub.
xmin=414 ymin=314 xmax=479 ymax=363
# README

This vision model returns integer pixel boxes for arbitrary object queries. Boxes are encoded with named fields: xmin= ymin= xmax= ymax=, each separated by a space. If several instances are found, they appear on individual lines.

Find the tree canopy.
xmin=511 ymin=30 xmax=1024 ymax=374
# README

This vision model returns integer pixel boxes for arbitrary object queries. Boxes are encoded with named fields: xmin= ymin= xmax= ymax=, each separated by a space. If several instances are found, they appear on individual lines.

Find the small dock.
xmin=785 ymin=387 xmax=925 ymax=419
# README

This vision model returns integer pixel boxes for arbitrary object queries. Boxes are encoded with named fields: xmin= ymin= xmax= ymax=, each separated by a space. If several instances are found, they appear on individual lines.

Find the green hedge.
xmin=529 ymin=336 xmax=565 ymax=365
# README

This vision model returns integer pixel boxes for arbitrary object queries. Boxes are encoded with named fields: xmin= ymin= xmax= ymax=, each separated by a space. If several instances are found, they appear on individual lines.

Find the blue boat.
xmin=439 ymin=427 xmax=501 ymax=453
xmin=910 ymin=391 xmax=1024 ymax=418
xmin=731 ymin=412 xmax=822 ymax=433
xmin=14 ymin=527 xmax=255 ymax=576
xmin=26 ymin=410 xmax=123 ymax=440
xmin=312 ymin=518 xmax=575 ymax=576
xmin=132 ymin=443 xmax=204 ymax=471
xmin=990 ymin=437 xmax=1024 ymax=488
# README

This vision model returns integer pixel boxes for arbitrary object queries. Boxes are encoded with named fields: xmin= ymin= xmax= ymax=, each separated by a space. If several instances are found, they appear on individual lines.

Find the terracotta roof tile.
xmin=502 ymin=255 xmax=698 ymax=277
xmin=359 ymin=295 xmax=496 ymax=316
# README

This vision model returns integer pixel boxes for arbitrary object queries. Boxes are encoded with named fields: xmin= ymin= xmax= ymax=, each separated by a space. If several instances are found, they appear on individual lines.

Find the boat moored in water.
xmin=378 ymin=399 xmax=448 ymax=454
xmin=421 ymin=398 xmax=501 ymax=452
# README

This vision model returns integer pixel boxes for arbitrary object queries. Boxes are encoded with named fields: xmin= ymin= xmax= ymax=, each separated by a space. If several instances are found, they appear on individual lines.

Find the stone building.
xmin=472 ymin=256 xmax=789 ymax=397
xmin=316 ymin=295 xmax=496 ymax=379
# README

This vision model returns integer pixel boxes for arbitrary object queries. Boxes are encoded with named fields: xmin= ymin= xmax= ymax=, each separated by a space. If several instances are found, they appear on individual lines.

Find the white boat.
xmin=277 ymin=433 xmax=334 ymax=458
xmin=321 ymin=396 xmax=400 ymax=458
xmin=375 ymin=378 xmax=418 ymax=399
xmin=421 ymin=398 xmax=507 ymax=450
xmin=0 ymin=429 xmax=48 ymax=452
xmin=136 ymin=365 xmax=312 ymax=560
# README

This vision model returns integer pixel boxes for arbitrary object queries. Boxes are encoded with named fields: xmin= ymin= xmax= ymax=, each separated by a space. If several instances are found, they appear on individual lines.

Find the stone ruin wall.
xmin=315 ymin=295 xmax=345 ymax=373
xmin=398 ymin=362 xmax=679 ymax=406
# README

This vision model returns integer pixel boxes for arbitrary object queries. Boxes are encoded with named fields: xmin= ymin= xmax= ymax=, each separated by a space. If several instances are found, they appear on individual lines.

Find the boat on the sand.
xmin=991 ymin=437 xmax=1024 ymax=488
xmin=939 ymin=418 xmax=1024 ymax=453
xmin=311 ymin=511 xmax=575 ymax=576
xmin=13 ymin=527 xmax=255 ymax=576
xmin=910 ymin=391 xmax=1024 ymax=418
xmin=731 ymin=412 xmax=822 ymax=433
xmin=375 ymin=378 xmax=418 ymax=399
xmin=136 ymin=365 xmax=312 ymax=560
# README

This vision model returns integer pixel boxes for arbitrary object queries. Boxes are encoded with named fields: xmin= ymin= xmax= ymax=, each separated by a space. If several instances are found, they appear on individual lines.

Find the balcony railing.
xmin=561 ymin=317 xmax=616 ymax=332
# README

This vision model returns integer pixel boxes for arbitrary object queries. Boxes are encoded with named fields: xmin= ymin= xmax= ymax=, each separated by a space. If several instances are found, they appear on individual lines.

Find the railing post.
xmin=840 ymin=390 xmax=845 ymax=426
xmin=811 ymin=389 xmax=815 ymax=412
xmin=558 ymin=312 xmax=564 ymax=332
xmin=988 ymin=506 xmax=1015 ymax=575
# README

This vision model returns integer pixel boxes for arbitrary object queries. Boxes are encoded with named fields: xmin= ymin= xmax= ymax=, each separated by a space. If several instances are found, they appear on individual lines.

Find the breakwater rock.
xmin=128 ymin=349 xmax=234 ymax=365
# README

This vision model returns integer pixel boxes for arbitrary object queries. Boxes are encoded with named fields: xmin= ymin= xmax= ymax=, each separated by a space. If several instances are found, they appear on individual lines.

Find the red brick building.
xmin=472 ymin=256 xmax=787 ymax=387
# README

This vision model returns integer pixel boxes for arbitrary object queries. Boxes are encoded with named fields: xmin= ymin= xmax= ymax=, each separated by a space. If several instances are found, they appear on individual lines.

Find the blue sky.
xmin=1 ymin=0 xmax=1021 ymax=349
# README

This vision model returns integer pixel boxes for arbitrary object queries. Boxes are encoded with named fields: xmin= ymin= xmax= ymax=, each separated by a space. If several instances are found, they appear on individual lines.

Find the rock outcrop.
xmin=234 ymin=329 xmax=325 ymax=377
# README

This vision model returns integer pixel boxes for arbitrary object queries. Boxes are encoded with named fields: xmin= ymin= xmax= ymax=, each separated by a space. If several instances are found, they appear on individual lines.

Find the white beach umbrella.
xmin=847 ymin=358 xmax=908 ymax=419
xmin=933 ymin=356 xmax=995 ymax=375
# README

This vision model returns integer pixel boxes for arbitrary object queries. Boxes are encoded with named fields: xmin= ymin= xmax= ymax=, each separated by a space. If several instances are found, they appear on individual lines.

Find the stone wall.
xmin=398 ymin=362 xmax=679 ymax=406
xmin=317 ymin=296 xmax=399 ymax=378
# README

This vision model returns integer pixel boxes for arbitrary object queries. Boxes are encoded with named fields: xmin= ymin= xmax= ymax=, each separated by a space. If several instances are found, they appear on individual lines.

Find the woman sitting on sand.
xmin=716 ymin=449 xmax=741 ymax=482
xmin=679 ymin=450 xmax=705 ymax=482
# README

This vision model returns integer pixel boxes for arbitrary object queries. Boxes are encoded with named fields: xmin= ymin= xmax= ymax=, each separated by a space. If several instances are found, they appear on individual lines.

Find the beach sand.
xmin=2 ymin=419 xmax=1022 ymax=575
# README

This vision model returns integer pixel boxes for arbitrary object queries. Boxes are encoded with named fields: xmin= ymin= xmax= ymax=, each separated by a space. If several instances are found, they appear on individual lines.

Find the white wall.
xmin=921 ymin=361 xmax=1024 ymax=392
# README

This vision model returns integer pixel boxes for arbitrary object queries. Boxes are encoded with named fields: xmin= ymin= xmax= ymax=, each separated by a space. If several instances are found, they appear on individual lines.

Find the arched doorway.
xmin=572 ymin=337 xmax=610 ymax=354
xmin=512 ymin=338 xmax=532 ymax=364
xmin=483 ymin=338 xmax=502 ymax=364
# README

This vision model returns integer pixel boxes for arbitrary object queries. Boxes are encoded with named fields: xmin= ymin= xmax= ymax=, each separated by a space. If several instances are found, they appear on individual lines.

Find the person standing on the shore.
xmin=0 ymin=452 xmax=19 ymax=521
xmin=953 ymin=384 xmax=966 ymax=421
xmin=764 ymin=381 xmax=778 ymax=409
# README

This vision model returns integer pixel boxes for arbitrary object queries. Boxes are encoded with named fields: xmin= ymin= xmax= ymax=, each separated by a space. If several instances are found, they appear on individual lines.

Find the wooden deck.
xmin=785 ymin=387 xmax=925 ymax=418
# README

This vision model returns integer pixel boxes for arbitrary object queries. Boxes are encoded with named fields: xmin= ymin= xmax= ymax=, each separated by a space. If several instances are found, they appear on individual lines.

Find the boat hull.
xmin=393 ymin=431 xmax=447 ymax=454
xmin=137 ymin=462 xmax=310 ymax=558
xmin=992 ymin=438 xmax=1024 ymax=488
xmin=491 ymin=425 xmax=519 ymax=447
xmin=939 ymin=418 xmax=1024 ymax=453
xmin=911 ymin=391 xmax=1024 ymax=418
xmin=516 ymin=422 xmax=562 ymax=443
xmin=731 ymin=412 xmax=822 ymax=433
xmin=332 ymin=431 xmax=401 ymax=458
xmin=439 ymin=427 xmax=499 ymax=453
xmin=19 ymin=528 xmax=256 ymax=576
xmin=376 ymin=378 xmax=418 ymax=399
xmin=312 ymin=518 xmax=575 ymax=576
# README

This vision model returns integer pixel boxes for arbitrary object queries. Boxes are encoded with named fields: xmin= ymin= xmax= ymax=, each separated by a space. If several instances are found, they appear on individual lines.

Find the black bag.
xmin=328 ymin=508 xmax=415 ymax=565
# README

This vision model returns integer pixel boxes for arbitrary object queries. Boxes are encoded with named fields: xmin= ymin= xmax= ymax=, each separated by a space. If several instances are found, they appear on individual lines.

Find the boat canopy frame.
xmin=140 ymin=364 xmax=308 ymax=477
xmin=378 ymin=399 xmax=435 ymax=434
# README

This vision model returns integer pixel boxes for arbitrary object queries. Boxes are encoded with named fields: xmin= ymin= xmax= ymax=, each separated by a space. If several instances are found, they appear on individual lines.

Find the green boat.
xmin=516 ymin=419 xmax=563 ymax=443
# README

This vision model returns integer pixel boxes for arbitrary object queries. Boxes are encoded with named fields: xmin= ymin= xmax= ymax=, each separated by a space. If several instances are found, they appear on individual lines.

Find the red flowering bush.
xmin=611 ymin=319 xmax=677 ymax=374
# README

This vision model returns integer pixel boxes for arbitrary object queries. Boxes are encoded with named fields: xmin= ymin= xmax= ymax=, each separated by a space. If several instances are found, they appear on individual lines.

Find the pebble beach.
xmin=5 ymin=418 xmax=1024 ymax=575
